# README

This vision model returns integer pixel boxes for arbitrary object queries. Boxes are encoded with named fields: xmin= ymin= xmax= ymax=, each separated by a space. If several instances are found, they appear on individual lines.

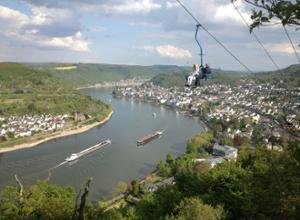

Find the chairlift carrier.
xmin=195 ymin=24 xmax=204 ymax=67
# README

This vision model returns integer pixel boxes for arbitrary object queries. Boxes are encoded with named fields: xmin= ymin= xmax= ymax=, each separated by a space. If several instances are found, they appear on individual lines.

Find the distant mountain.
xmin=27 ymin=63 xmax=190 ymax=86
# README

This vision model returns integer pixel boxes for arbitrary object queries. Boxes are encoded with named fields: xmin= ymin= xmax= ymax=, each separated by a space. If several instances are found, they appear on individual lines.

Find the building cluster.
xmin=81 ymin=78 xmax=147 ymax=89
xmin=0 ymin=114 xmax=69 ymax=139
xmin=114 ymin=81 xmax=300 ymax=143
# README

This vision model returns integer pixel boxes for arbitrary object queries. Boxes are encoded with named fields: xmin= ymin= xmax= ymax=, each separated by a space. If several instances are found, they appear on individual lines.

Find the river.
xmin=0 ymin=88 xmax=204 ymax=200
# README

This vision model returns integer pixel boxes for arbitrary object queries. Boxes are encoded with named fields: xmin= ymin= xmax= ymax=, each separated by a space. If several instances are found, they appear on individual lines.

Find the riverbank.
xmin=77 ymin=79 xmax=148 ymax=90
xmin=0 ymin=111 xmax=113 ymax=154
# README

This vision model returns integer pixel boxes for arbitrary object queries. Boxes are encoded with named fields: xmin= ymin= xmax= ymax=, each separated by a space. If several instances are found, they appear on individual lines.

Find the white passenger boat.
xmin=65 ymin=139 xmax=111 ymax=162
xmin=65 ymin=153 xmax=79 ymax=162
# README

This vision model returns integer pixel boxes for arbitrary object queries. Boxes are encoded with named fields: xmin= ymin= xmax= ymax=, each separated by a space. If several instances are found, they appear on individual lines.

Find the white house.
xmin=213 ymin=144 xmax=238 ymax=161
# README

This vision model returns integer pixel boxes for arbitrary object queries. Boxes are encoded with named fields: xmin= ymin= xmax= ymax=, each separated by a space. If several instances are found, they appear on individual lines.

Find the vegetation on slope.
xmin=150 ymin=64 xmax=300 ymax=88
xmin=253 ymin=64 xmax=300 ymax=87
xmin=0 ymin=63 xmax=110 ymax=118
xmin=150 ymin=69 xmax=247 ymax=88
xmin=28 ymin=63 xmax=189 ymax=86
xmin=0 ymin=63 xmax=111 ymax=149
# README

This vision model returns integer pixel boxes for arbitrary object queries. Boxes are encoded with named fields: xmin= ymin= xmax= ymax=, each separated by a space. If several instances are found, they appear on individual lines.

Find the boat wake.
xmin=45 ymin=139 xmax=111 ymax=182
xmin=45 ymin=161 xmax=68 ymax=182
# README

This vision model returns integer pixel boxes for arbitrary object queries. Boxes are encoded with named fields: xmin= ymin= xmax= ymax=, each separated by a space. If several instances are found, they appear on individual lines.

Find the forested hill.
xmin=151 ymin=64 xmax=300 ymax=88
xmin=150 ymin=69 xmax=248 ymax=87
xmin=27 ymin=63 xmax=190 ymax=86
xmin=0 ymin=62 xmax=110 ymax=118
xmin=254 ymin=64 xmax=300 ymax=87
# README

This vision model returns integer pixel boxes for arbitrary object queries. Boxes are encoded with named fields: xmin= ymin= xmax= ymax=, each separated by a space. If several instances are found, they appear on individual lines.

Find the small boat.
xmin=65 ymin=153 xmax=79 ymax=162
xmin=137 ymin=130 xmax=163 ymax=146
xmin=152 ymin=112 xmax=157 ymax=118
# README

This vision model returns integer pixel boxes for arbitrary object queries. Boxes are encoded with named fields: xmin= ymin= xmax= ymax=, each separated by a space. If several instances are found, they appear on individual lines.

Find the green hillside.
xmin=27 ymin=63 xmax=190 ymax=86
xmin=254 ymin=64 xmax=300 ymax=87
xmin=150 ymin=64 xmax=300 ymax=88
xmin=150 ymin=69 xmax=248 ymax=87
xmin=0 ymin=63 xmax=111 ymax=118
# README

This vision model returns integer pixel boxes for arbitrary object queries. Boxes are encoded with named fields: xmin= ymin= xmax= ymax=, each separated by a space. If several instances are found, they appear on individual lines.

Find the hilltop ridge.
xmin=27 ymin=63 xmax=190 ymax=86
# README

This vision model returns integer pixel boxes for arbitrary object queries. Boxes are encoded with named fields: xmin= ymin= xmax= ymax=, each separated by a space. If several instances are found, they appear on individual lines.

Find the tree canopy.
xmin=233 ymin=0 xmax=300 ymax=31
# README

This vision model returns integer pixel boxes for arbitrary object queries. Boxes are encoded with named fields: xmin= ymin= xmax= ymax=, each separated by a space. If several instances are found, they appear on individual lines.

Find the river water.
xmin=0 ymin=88 xmax=204 ymax=200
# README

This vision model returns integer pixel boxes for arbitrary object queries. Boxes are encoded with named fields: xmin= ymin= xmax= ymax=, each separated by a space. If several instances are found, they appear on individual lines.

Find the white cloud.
xmin=128 ymin=21 xmax=158 ymax=27
xmin=214 ymin=2 xmax=251 ymax=24
xmin=102 ymin=0 xmax=161 ymax=14
xmin=166 ymin=1 xmax=179 ymax=9
xmin=140 ymin=45 xmax=192 ymax=59
xmin=0 ymin=6 xmax=28 ymax=24
xmin=0 ymin=5 xmax=89 ymax=52
xmin=0 ymin=5 xmax=29 ymax=34
xmin=30 ymin=6 xmax=49 ymax=25
xmin=44 ymin=32 xmax=89 ymax=52
xmin=267 ymin=43 xmax=300 ymax=55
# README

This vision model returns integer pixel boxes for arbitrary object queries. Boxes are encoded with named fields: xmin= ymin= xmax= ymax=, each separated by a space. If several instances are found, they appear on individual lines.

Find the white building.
xmin=213 ymin=144 xmax=238 ymax=161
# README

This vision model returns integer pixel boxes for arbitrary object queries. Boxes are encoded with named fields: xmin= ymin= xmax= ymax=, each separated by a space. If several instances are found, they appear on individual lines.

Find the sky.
xmin=0 ymin=0 xmax=299 ymax=71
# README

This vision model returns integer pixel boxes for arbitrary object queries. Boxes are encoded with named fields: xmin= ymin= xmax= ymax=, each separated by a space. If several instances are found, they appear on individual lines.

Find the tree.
xmin=131 ymin=180 xmax=140 ymax=196
xmin=27 ymin=102 xmax=37 ymax=113
xmin=7 ymin=131 xmax=14 ymax=139
xmin=252 ymin=126 xmax=264 ymax=144
xmin=110 ymin=181 xmax=128 ymax=197
xmin=233 ymin=0 xmax=300 ymax=31
xmin=166 ymin=153 xmax=174 ymax=165
xmin=0 ymin=181 xmax=75 ymax=219
xmin=157 ymin=160 xmax=172 ymax=177
xmin=233 ymin=135 xmax=244 ymax=146
xmin=135 ymin=186 xmax=183 ymax=220
xmin=173 ymin=197 xmax=224 ymax=220
xmin=186 ymin=132 xmax=214 ymax=156
xmin=219 ymin=136 xmax=234 ymax=146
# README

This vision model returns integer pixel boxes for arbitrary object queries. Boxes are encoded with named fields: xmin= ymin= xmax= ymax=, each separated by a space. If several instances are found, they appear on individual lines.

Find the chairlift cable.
xmin=232 ymin=2 xmax=283 ymax=74
xmin=175 ymin=0 xmax=253 ymax=73
xmin=283 ymin=26 xmax=300 ymax=63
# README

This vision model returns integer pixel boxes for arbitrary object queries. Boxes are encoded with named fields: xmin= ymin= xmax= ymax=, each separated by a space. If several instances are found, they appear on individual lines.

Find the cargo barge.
xmin=137 ymin=130 xmax=163 ymax=146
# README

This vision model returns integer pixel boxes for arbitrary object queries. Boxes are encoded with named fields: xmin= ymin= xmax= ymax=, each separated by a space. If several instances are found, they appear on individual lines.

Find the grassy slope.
xmin=0 ymin=63 xmax=111 ymax=119
xmin=27 ymin=63 xmax=190 ymax=86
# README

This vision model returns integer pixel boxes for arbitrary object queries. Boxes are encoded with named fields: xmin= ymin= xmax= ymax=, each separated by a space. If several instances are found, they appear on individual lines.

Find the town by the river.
xmin=0 ymin=88 xmax=204 ymax=200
